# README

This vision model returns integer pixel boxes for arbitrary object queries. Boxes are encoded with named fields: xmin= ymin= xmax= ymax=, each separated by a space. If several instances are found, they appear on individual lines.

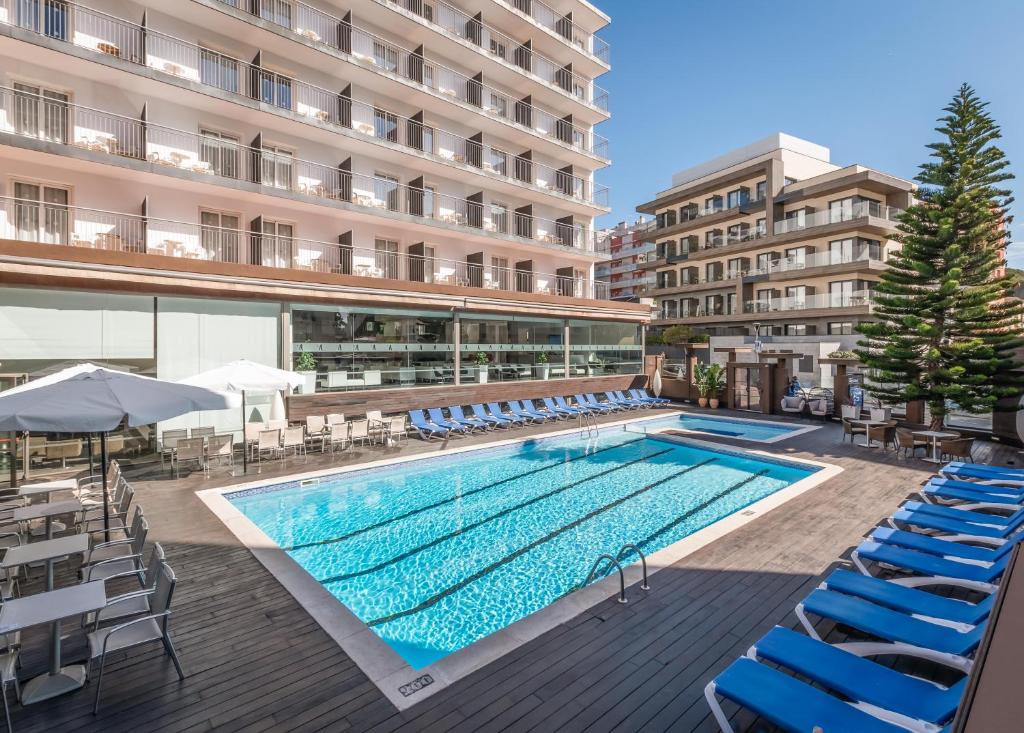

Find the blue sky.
xmin=593 ymin=0 xmax=1024 ymax=267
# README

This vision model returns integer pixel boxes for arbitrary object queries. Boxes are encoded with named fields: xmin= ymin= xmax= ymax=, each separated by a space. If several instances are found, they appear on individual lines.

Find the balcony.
xmin=0 ymin=87 xmax=598 ymax=252
xmin=744 ymin=290 xmax=874 ymax=314
xmin=0 ymin=0 xmax=610 ymax=159
xmin=744 ymin=248 xmax=885 ymax=277
xmin=642 ymin=195 xmax=766 ymax=239
xmin=368 ymin=0 xmax=609 ymax=111
xmin=498 ymin=0 xmax=609 ymax=64
xmin=774 ymin=201 xmax=903 ymax=236
xmin=0 ymin=196 xmax=611 ymax=299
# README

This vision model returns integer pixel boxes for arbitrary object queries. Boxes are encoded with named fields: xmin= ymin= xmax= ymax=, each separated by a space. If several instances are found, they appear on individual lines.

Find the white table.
xmin=0 ymin=581 xmax=106 ymax=703
xmin=914 ymin=430 xmax=960 ymax=463
xmin=850 ymin=419 xmax=889 ymax=447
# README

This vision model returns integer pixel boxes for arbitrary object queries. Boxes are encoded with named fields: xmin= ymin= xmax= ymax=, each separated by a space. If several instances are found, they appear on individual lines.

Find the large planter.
xmin=477 ymin=365 xmax=489 ymax=384
xmin=709 ymin=398 xmax=720 ymax=409
xmin=534 ymin=364 xmax=551 ymax=380
xmin=698 ymin=397 xmax=709 ymax=408
xmin=298 ymin=371 xmax=317 ymax=395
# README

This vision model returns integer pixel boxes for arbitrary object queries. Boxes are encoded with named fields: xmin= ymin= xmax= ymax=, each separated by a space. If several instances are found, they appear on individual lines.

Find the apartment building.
xmin=0 ymin=0 xmax=648 ymax=430
xmin=593 ymin=217 xmax=653 ymax=301
xmin=638 ymin=134 xmax=915 ymax=343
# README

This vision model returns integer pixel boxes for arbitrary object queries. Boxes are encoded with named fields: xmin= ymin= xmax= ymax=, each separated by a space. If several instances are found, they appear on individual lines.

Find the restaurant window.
xmin=461 ymin=316 xmax=566 ymax=382
xmin=291 ymin=306 xmax=455 ymax=390
xmin=569 ymin=320 xmax=642 ymax=376
xmin=12 ymin=181 xmax=68 ymax=244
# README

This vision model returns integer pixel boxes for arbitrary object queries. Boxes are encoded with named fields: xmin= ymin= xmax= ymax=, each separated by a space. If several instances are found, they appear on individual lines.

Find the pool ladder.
xmin=581 ymin=544 xmax=649 ymax=604
xmin=578 ymin=409 xmax=598 ymax=438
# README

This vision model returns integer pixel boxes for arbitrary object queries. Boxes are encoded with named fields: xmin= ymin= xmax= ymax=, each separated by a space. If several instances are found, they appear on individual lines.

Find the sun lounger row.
xmin=407 ymin=390 xmax=670 ymax=440
xmin=705 ymin=459 xmax=1024 ymax=732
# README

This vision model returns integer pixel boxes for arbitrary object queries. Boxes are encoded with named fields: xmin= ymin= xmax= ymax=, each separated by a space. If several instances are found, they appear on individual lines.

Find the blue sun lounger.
xmin=523 ymin=398 xmax=560 ymax=421
xmin=851 ymin=540 xmax=1008 ymax=593
xmin=921 ymin=479 xmax=1024 ymax=506
xmin=747 ymin=626 xmax=964 ymax=732
xmin=869 ymin=526 xmax=1013 ymax=564
xmin=585 ymin=393 xmax=622 ymax=411
xmin=487 ymin=402 xmax=527 ymax=425
xmin=603 ymin=391 xmax=638 ymax=410
xmin=542 ymin=396 xmax=577 ymax=417
xmin=555 ymin=395 xmax=589 ymax=414
xmin=704 ymin=657 xmax=921 ymax=733
xmin=796 ymin=587 xmax=984 ymax=671
xmin=635 ymin=387 xmax=671 ymax=405
xmin=822 ymin=568 xmax=995 ymax=626
xmin=470 ymin=404 xmax=512 ymax=429
xmin=509 ymin=400 xmax=549 ymax=422
xmin=906 ymin=499 xmax=1024 ymax=529
xmin=613 ymin=390 xmax=649 ymax=408
xmin=408 ymin=410 xmax=450 ymax=441
xmin=427 ymin=408 xmax=470 ymax=434
xmin=447 ymin=405 xmax=491 ymax=432
xmin=940 ymin=462 xmax=1024 ymax=486
xmin=890 ymin=507 xmax=1017 ymax=541
xmin=575 ymin=394 xmax=613 ymax=413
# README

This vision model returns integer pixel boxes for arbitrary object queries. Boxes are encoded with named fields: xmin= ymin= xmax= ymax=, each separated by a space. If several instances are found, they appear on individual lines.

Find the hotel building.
xmin=593 ymin=217 xmax=653 ymax=302
xmin=0 ymin=0 xmax=649 ymax=443
xmin=637 ymin=134 xmax=915 ymax=388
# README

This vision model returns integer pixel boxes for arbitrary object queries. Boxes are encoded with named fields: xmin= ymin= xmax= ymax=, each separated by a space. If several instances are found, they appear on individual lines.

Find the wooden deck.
xmin=7 ymin=409 xmax=1020 ymax=733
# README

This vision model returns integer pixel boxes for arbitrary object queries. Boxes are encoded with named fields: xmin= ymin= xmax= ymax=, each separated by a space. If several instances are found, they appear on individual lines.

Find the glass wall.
xmin=459 ymin=315 xmax=565 ymax=382
xmin=292 ymin=306 xmax=455 ymax=389
xmin=569 ymin=320 xmax=643 ymax=375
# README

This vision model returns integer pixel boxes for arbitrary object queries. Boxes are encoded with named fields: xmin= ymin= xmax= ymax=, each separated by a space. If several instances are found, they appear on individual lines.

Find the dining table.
xmin=0 ymin=581 xmax=106 ymax=704
xmin=913 ymin=429 xmax=960 ymax=463
xmin=848 ymin=418 xmax=889 ymax=447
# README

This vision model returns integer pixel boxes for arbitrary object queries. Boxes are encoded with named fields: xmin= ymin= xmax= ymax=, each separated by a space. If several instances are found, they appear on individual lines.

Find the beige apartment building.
xmin=638 ymin=134 xmax=914 ymax=343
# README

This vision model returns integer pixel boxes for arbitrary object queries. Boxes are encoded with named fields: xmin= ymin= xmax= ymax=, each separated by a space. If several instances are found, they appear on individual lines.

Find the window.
xmin=727 ymin=223 xmax=750 ymax=243
xmin=13 ymin=83 xmax=68 ymax=143
xmin=785 ymin=324 xmax=807 ymax=336
xmin=828 ymin=321 xmax=853 ymax=335
xmin=199 ymin=129 xmax=240 ymax=178
xmin=785 ymin=286 xmax=807 ymax=308
xmin=12 ymin=181 xmax=69 ymax=244
xmin=16 ymin=0 xmax=69 ymax=38
xmin=489 ymin=92 xmax=508 ymax=117
xmin=755 ymin=217 xmax=767 ymax=236
xmin=829 ymin=238 xmax=855 ymax=264
xmin=488 ymin=148 xmax=509 ymax=176
xmin=258 ymin=0 xmax=292 ymax=28
xmin=260 ymin=219 xmax=293 ymax=267
xmin=490 ymin=203 xmax=508 ymax=233
xmin=491 ymin=256 xmax=510 ymax=290
xmin=784 ymin=246 xmax=807 ymax=268
xmin=258 ymin=69 xmax=292 ymax=110
xmin=727 ymin=258 xmax=744 ymax=278
xmin=829 ymin=280 xmax=855 ymax=307
xmin=422 ymin=185 xmax=436 ymax=218
xmin=374 ymin=173 xmax=401 ymax=211
xmin=199 ymin=47 xmax=239 ymax=93
xmin=374 ymin=238 xmax=399 ymax=278
xmin=421 ymin=124 xmax=435 ymax=154
xmin=705 ymin=195 xmax=723 ymax=212
xmin=756 ymin=252 xmax=775 ymax=272
xmin=260 ymin=144 xmax=293 ymax=189
xmin=785 ymin=209 xmax=806 ymax=230
xmin=726 ymin=292 xmax=737 ymax=315
xmin=726 ymin=187 xmax=749 ymax=209
xmin=756 ymin=180 xmax=767 ymax=200
xmin=372 ymin=40 xmax=399 ymax=72
xmin=373 ymin=108 xmax=398 ymax=142
xmin=200 ymin=210 xmax=240 ymax=261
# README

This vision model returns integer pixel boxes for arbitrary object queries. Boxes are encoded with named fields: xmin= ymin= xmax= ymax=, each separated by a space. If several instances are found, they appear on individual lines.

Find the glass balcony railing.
xmin=0 ymin=0 xmax=609 ymax=158
xmin=0 ymin=86 xmax=598 ymax=251
xmin=500 ymin=0 xmax=609 ymax=63
xmin=744 ymin=290 xmax=874 ymax=314
xmin=370 ymin=0 xmax=608 ymax=110
xmin=774 ymin=201 xmax=903 ymax=235
xmin=0 ymin=196 xmax=610 ymax=299
xmin=744 ymin=248 xmax=884 ymax=276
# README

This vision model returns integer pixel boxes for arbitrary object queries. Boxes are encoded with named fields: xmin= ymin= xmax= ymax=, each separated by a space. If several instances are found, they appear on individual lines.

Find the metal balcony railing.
xmin=0 ymin=196 xmax=611 ymax=299
xmin=0 ymin=86 xmax=598 ymax=251
xmin=0 ymin=0 xmax=609 ymax=158
xmin=372 ymin=0 xmax=608 ymax=110
xmin=773 ymin=201 xmax=904 ymax=235
xmin=501 ymin=0 xmax=609 ymax=63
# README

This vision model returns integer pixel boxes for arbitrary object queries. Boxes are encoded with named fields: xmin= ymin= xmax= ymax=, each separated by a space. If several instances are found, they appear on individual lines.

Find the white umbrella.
xmin=179 ymin=359 xmax=303 ymax=473
xmin=0 ymin=364 xmax=237 ymax=537
xmin=269 ymin=391 xmax=287 ymax=421
xmin=652 ymin=368 xmax=663 ymax=398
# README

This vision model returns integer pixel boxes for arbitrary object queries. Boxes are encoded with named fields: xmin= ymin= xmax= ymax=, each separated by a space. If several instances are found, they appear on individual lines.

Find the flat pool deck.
xmin=7 ymin=407 xmax=1020 ymax=732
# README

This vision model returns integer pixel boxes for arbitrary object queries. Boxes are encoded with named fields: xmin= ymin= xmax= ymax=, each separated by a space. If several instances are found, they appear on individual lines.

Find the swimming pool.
xmin=630 ymin=412 xmax=816 ymax=442
xmin=225 ymin=428 xmax=818 ymax=671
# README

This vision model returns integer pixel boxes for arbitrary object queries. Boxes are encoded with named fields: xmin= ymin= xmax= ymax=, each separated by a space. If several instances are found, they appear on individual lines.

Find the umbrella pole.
xmin=100 ymin=432 xmax=110 ymax=543
xmin=87 ymin=434 xmax=95 ymax=478
xmin=241 ymin=390 xmax=248 ymax=475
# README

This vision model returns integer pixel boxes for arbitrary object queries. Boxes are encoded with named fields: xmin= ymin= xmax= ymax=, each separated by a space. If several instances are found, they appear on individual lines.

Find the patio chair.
xmin=486 ymin=402 xmax=525 ymax=425
xmin=808 ymin=397 xmax=830 ymax=420
xmin=841 ymin=418 xmax=866 ymax=443
xmin=282 ymin=426 xmax=306 ymax=459
xmin=326 ymin=422 xmax=350 ymax=453
xmin=840 ymin=404 xmax=861 ymax=420
xmin=82 ymin=502 xmax=141 ymax=541
xmin=350 ymin=419 xmax=373 ymax=445
xmin=635 ymin=388 xmax=671 ymax=405
xmin=447 ymin=406 xmax=489 ymax=432
xmin=705 ymin=657 xmax=911 ymax=733
xmin=267 ymin=419 xmax=288 ymax=433
xmin=305 ymin=416 xmax=327 ymax=452
xmin=555 ymin=396 xmax=589 ymax=415
xmin=325 ymin=413 xmax=346 ymax=426
xmin=851 ymin=540 xmax=1007 ymax=594
xmin=256 ymin=429 xmax=282 ymax=464
xmin=0 ymin=633 xmax=19 ymax=733
xmin=895 ymin=428 xmax=928 ymax=458
xmin=577 ymin=394 xmax=613 ymax=413
xmin=471 ymin=404 xmax=512 ymax=428
xmin=172 ymin=437 xmax=206 ymax=477
xmin=365 ymin=410 xmax=386 ymax=442
xmin=540 ymin=397 xmax=574 ymax=419
xmin=939 ymin=462 xmax=1024 ymax=486
xmin=83 ymin=543 xmax=166 ymax=626
xmin=80 ymin=515 xmax=149 ymax=582
xmin=941 ymin=436 xmax=975 ymax=463
xmin=158 ymin=429 xmax=187 ymax=468
xmin=510 ymin=400 xmax=548 ymax=422
xmin=383 ymin=415 xmax=408 ymax=443
xmin=81 ymin=482 xmax=133 ymax=528
xmin=408 ymin=410 xmax=449 ymax=440
xmin=86 ymin=563 xmax=185 ymax=714
xmin=604 ymin=391 xmax=640 ymax=410
xmin=866 ymin=422 xmax=897 ymax=451
xmin=206 ymin=433 xmax=234 ymax=469
xmin=426 ymin=408 xmax=470 ymax=434
xmin=626 ymin=389 xmax=660 ymax=407
xmin=585 ymin=393 xmax=622 ymax=412
xmin=190 ymin=425 xmax=215 ymax=439
xmin=867 ymin=526 xmax=1013 ymax=565
xmin=779 ymin=395 xmax=805 ymax=415
xmin=613 ymin=390 xmax=648 ymax=409
xmin=244 ymin=423 xmax=264 ymax=461
xmin=523 ymin=399 xmax=558 ymax=420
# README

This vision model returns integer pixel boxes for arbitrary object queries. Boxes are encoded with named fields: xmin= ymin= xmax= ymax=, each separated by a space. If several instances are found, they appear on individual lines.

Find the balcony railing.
xmin=0 ymin=87 xmax=597 ymax=251
xmin=646 ymin=195 xmax=766 ymax=237
xmin=0 ymin=0 xmax=609 ymax=158
xmin=0 ymin=196 xmax=610 ymax=299
xmin=499 ymin=0 xmax=609 ymax=63
xmin=373 ymin=0 xmax=608 ymax=110
xmin=744 ymin=248 xmax=884 ymax=277
xmin=744 ymin=290 xmax=874 ymax=314
xmin=773 ymin=201 xmax=904 ymax=236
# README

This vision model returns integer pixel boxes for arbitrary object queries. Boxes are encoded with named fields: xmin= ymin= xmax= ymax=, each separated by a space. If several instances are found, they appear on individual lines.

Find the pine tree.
xmin=856 ymin=84 xmax=1024 ymax=429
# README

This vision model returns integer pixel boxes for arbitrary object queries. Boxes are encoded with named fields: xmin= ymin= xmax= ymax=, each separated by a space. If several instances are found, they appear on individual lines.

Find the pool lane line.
xmin=363 ymin=457 xmax=718 ymax=628
xmin=317 ymin=447 xmax=675 ymax=585
xmin=283 ymin=437 xmax=647 ymax=552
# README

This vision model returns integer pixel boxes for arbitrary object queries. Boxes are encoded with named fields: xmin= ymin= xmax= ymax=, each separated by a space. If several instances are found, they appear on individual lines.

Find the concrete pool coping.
xmin=196 ymin=411 xmax=841 ymax=711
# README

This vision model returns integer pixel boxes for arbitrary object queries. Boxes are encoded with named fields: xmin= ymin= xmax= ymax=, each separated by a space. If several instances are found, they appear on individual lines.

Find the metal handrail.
xmin=582 ymin=554 xmax=627 ymax=603
xmin=615 ymin=543 xmax=649 ymax=591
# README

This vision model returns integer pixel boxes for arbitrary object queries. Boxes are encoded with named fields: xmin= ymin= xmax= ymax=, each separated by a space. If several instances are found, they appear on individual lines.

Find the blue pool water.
xmin=631 ymin=413 xmax=804 ymax=441
xmin=228 ymin=429 xmax=815 ymax=669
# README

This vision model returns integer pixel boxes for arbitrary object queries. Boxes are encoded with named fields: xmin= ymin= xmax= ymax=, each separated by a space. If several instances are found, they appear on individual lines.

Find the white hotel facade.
xmin=0 ymin=0 xmax=648 ymax=439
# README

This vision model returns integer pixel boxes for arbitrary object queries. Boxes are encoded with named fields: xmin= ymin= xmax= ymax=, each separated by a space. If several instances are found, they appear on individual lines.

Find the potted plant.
xmin=695 ymin=362 xmax=726 ymax=408
xmin=473 ymin=351 xmax=490 ymax=383
xmin=294 ymin=351 xmax=318 ymax=395
xmin=535 ymin=351 xmax=550 ymax=380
